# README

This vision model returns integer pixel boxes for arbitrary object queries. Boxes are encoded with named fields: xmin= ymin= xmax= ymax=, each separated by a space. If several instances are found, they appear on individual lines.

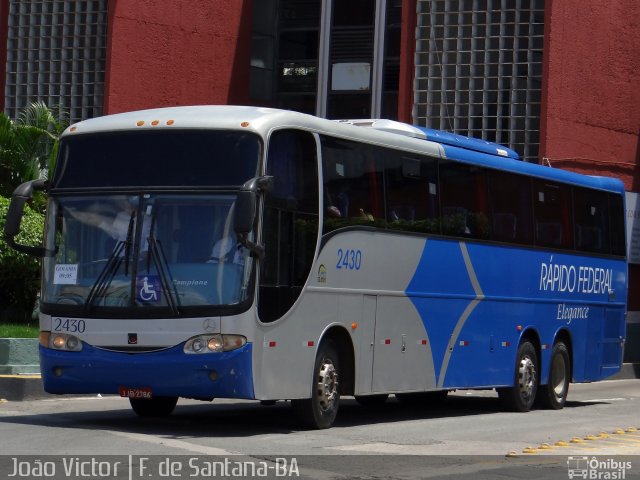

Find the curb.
xmin=0 ymin=374 xmax=49 ymax=401
xmin=609 ymin=363 xmax=640 ymax=380
xmin=0 ymin=338 xmax=39 ymax=375
xmin=0 ymin=374 xmax=94 ymax=402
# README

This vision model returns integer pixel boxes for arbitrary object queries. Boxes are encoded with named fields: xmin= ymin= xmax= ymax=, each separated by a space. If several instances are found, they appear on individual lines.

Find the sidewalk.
xmin=610 ymin=362 xmax=640 ymax=381
xmin=1 ymin=364 xmax=638 ymax=402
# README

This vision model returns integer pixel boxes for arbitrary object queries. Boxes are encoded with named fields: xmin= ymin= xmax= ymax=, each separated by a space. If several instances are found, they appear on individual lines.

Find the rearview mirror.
xmin=233 ymin=176 xmax=273 ymax=259
xmin=234 ymin=190 xmax=256 ymax=234
xmin=4 ymin=179 xmax=50 ymax=257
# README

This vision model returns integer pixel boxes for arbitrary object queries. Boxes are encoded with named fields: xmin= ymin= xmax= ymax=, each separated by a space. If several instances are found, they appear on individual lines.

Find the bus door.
xmin=353 ymin=294 xmax=377 ymax=395
xmin=371 ymin=296 xmax=430 ymax=393
xmin=585 ymin=308 xmax=626 ymax=380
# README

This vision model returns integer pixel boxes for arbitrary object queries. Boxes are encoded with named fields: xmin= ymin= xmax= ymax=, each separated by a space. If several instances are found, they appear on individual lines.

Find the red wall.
xmin=104 ymin=0 xmax=253 ymax=115
xmin=540 ymin=0 xmax=640 ymax=312
xmin=397 ymin=0 xmax=417 ymax=123
xmin=539 ymin=0 xmax=640 ymax=191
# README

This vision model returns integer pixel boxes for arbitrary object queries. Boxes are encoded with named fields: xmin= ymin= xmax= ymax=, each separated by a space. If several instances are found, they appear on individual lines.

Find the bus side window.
xmin=384 ymin=153 xmax=439 ymax=233
xmin=573 ymin=187 xmax=608 ymax=253
xmin=534 ymin=182 xmax=573 ymax=249
xmin=321 ymin=136 xmax=384 ymax=230
xmin=609 ymin=193 xmax=626 ymax=256
xmin=259 ymin=129 xmax=319 ymax=323
xmin=439 ymin=161 xmax=489 ymax=239
xmin=487 ymin=170 xmax=533 ymax=244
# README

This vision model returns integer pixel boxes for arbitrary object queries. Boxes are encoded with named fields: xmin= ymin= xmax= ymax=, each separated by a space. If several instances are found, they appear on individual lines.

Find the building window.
xmin=250 ymin=0 xmax=401 ymax=120
xmin=4 ymin=0 xmax=108 ymax=122
xmin=250 ymin=0 xmax=322 ymax=115
xmin=414 ymin=0 xmax=545 ymax=161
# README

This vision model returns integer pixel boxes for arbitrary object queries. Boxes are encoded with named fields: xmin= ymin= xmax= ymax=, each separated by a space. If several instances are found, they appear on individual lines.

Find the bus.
xmin=4 ymin=106 xmax=627 ymax=429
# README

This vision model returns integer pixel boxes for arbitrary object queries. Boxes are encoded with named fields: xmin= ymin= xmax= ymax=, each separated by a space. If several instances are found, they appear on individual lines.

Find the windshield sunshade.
xmin=52 ymin=130 xmax=260 ymax=189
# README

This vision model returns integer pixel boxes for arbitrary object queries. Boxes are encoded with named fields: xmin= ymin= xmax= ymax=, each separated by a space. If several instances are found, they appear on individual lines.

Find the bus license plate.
xmin=118 ymin=386 xmax=153 ymax=399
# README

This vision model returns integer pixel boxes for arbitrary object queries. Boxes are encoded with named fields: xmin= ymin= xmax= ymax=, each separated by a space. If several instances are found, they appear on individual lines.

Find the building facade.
xmin=1 ymin=0 xmax=638 ymax=360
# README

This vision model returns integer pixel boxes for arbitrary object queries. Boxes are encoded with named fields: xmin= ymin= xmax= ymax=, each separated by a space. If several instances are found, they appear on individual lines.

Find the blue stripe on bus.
xmin=405 ymin=239 xmax=477 ymax=386
xmin=405 ymin=237 xmax=627 ymax=388
xmin=39 ymin=342 xmax=255 ymax=399
xmin=413 ymin=126 xmax=521 ymax=160
xmin=437 ymin=141 xmax=625 ymax=194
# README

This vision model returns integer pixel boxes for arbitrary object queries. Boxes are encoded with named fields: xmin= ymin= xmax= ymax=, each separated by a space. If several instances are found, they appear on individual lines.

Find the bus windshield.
xmin=41 ymin=194 xmax=254 ymax=313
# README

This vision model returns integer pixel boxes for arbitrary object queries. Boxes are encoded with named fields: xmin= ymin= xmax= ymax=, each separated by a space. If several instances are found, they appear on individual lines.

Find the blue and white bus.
xmin=5 ymin=106 xmax=627 ymax=429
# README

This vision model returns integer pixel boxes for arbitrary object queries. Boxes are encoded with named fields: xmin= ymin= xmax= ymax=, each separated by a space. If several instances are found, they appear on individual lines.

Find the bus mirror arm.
xmin=237 ymin=232 xmax=265 ymax=260
xmin=4 ymin=179 xmax=55 ymax=257
xmin=240 ymin=175 xmax=273 ymax=193
xmin=234 ymin=176 xmax=273 ymax=259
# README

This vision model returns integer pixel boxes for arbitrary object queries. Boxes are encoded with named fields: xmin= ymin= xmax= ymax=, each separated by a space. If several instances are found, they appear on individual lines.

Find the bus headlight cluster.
xmin=40 ymin=332 xmax=83 ymax=352
xmin=184 ymin=334 xmax=246 ymax=354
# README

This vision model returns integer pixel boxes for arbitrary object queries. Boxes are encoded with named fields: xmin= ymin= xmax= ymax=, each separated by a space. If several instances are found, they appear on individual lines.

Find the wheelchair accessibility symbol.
xmin=136 ymin=275 xmax=161 ymax=303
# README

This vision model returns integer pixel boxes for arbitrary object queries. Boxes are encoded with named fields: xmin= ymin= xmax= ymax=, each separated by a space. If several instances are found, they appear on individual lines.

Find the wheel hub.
xmin=518 ymin=356 xmax=536 ymax=399
xmin=317 ymin=360 xmax=338 ymax=411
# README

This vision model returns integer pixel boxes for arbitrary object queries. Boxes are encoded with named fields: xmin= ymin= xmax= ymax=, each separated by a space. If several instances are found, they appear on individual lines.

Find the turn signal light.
xmin=184 ymin=334 xmax=246 ymax=354
xmin=41 ymin=331 xmax=83 ymax=352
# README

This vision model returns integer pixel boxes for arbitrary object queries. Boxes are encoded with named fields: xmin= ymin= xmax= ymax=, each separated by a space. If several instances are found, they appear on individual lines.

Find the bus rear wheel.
xmin=536 ymin=342 xmax=570 ymax=409
xmin=129 ymin=396 xmax=178 ymax=417
xmin=292 ymin=340 xmax=340 ymax=429
xmin=498 ymin=340 xmax=538 ymax=412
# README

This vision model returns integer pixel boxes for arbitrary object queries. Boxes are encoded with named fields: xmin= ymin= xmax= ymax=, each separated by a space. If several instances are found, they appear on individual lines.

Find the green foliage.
xmin=0 ymin=102 xmax=67 ymax=323
xmin=0 ymin=195 xmax=44 ymax=323
xmin=0 ymin=322 xmax=39 ymax=338
xmin=0 ymin=101 xmax=68 ymax=203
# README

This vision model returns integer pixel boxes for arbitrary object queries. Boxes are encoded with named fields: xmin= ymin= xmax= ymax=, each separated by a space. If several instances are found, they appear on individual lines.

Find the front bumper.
xmin=39 ymin=342 xmax=254 ymax=399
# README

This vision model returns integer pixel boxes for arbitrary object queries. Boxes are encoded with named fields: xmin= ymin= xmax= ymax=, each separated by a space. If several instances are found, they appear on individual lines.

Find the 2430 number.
xmin=336 ymin=248 xmax=362 ymax=270
xmin=53 ymin=318 xmax=86 ymax=333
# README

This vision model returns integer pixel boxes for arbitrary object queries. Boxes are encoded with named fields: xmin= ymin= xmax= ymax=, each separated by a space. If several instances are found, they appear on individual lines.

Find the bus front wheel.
xmin=129 ymin=396 xmax=178 ymax=417
xmin=292 ymin=340 xmax=340 ymax=429
xmin=536 ymin=342 xmax=570 ymax=409
xmin=498 ymin=340 xmax=538 ymax=412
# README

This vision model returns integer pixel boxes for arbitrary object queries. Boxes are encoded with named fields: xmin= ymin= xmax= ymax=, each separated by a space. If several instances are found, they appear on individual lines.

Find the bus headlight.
xmin=184 ymin=334 xmax=246 ymax=354
xmin=41 ymin=332 xmax=83 ymax=352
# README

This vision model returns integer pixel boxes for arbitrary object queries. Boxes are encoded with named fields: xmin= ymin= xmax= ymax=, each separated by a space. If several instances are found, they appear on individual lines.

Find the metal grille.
xmin=414 ymin=0 xmax=544 ymax=161
xmin=4 ymin=0 xmax=108 ymax=123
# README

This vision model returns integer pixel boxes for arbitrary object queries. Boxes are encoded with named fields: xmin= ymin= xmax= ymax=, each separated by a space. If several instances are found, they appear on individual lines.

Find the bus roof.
xmin=336 ymin=119 xmax=520 ymax=159
xmin=63 ymin=106 xmax=625 ymax=195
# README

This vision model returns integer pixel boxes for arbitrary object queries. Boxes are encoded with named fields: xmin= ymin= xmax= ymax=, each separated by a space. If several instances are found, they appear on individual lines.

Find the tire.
xmin=536 ymin=342 xmax=570 ymax=409
xmin=396 ymin=390 xmax=448 ymax=406
xmin=292 ymin=340 xmax=340 ymax=429
xmin=498 ymin=340 xmax=538 ymax=412
xmin=355 ymin=394 xmax=389 ymax=407
xmin=129 ymin=396 xmax=178 ymax=417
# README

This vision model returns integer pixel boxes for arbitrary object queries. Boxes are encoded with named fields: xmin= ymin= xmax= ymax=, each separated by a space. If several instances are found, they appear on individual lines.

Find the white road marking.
xmin=107 ymin=429 xmax=236 ymax=456
xmin=582 ymin=397 xmax=627 ymax=402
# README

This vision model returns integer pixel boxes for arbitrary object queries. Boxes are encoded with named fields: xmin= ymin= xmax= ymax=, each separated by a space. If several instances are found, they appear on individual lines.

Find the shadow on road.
xmin=0 ymin=391 xmax=612 ymax=440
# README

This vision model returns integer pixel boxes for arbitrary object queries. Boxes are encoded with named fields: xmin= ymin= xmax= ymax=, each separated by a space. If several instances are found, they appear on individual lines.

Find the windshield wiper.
xmin=123 ymin=211 xmax=136 ymax=275
xmin=148 ymin=235 xmax=180 ymax=315
xmin=84 ymin=241 xmax=125 ymax=313
xmin=84 ymin=211 xmax=136 ymax=312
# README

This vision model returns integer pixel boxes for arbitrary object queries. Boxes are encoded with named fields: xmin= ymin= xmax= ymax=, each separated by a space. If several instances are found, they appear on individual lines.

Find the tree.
xmin=0 ymin=102 xmax=68 ymax=322
xmin=0 ymin=196 xmax=43 ymax=323
xmin=0 ymin=102 xmax=68 ymax=200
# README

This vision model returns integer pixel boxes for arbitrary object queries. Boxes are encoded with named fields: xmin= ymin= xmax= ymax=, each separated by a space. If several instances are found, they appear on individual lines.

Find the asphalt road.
xmin=0 ymin=379 xmax=638 ymax=479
